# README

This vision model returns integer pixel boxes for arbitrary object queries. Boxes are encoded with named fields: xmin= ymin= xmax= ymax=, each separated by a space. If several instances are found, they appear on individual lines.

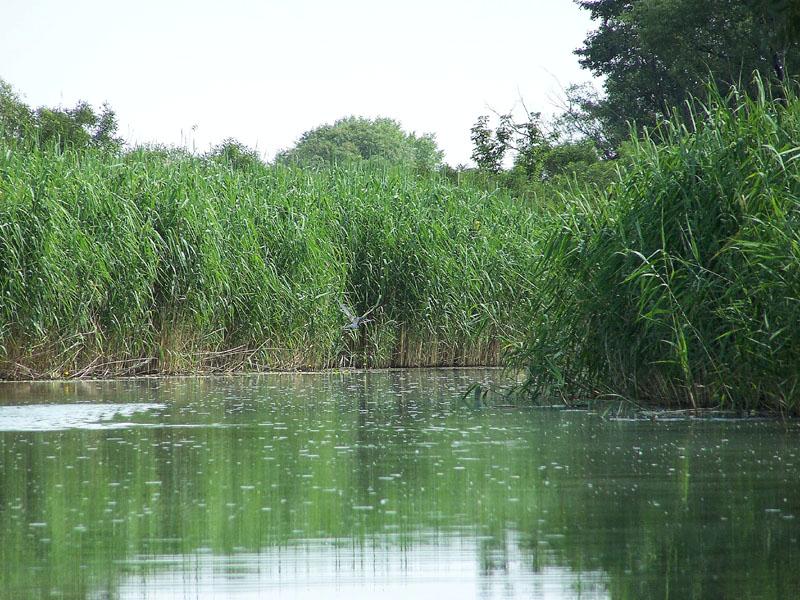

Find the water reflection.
xmin=0 ymin=370 xmax=799 ymax=599
xmin=0 ymin=403 xmax=164 ymax=432
xmin=115 ymin=534 xmax=609 ymax=600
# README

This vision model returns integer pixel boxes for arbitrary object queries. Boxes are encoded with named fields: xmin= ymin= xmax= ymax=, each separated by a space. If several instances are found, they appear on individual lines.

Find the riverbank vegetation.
xmin=3 ymin=80 xmax=799 ymax=413
xmin=1 ymin=1 xmax=799 ymax=412
xmin=515 ymin=82 xmax=800 ymax=412
xmin=0 ymin=132 xmax=540 ymax=377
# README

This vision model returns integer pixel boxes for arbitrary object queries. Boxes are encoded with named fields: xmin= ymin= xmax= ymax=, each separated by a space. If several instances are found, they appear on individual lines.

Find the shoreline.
xmin=1 ymin=368 xmax=794 ymax=419
xmin=0 ymin=364 xmax=511 ymax=385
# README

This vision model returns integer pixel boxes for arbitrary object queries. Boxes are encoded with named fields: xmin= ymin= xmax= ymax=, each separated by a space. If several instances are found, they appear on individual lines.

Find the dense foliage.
xmin=0 ymin=137 xmax=538 ymax=377
xmin=463 ymin=109 xmax=618 ymax=201
xmin=575 ymin=0 xmax=800 ymax=147
xmin=516 ymin=81 xmax=800 ymax=412
xmin=0 ymin=79 xmax=121 ymax=151
xmin=2 ymin=0 xmax=800 ymax=415
xmin=276 ymin=116 xmax=443 ymax=172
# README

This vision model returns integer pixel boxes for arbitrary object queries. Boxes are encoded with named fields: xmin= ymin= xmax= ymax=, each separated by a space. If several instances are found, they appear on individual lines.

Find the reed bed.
xmin=0 ymin=144 xmax=540 ymax=378
xmin=515 ymin=81 xmax=800 ymax=412
xmin=4 ymin=79 xmax=799 ymax=413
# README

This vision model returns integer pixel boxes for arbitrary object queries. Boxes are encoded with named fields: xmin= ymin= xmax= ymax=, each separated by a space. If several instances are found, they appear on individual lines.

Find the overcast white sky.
xmin=1 ymin=0 xmax=597 ymax=165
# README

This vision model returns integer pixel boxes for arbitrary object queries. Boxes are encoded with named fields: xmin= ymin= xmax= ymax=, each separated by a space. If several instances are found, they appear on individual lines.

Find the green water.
xmin=1 ymin=370 xmax=799 ymax=599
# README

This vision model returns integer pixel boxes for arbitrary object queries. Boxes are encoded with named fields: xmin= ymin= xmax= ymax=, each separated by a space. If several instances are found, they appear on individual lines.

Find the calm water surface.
xmin=1 ymin=370 xmax=799 ymax=599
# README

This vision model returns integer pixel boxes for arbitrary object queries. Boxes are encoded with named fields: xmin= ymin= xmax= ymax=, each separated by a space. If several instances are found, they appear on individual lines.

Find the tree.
xmin=749 ymin=0 xmax=800 ymax=83
xmin=470 ymin=115 xmax=510 ymax=173
xmin=36 ymin=101 xmax=121 ymax=151
xmin=575 ymin=0 xmax=800 ymax=147
xmin=470 ymin=111 xmax=555 ymax=178
xmin=510 ymin=111 xmax=555 ymax=179
xmin=408 ymin=132 xmax=444 ymax=173
xmin=541 ymin=140 xmax=599 ymax=179
xmin=0 ymin=79 xmax=34 ymax=143
xmin=468 ymin=108 xmax=614 ymax=190
xmin=553 ymin=82 xmax=619 ymax=159
xmin=277 ymin=116 xmax=443 ymax=172
xmin=206 ymin=138 xmax=264 ymax=171
xmin=0 ymin=78 xmax=122 ymax=151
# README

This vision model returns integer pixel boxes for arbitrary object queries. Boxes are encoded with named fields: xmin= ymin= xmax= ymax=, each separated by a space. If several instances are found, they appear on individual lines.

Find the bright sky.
xmin=1 ymin=0 xmax=597 ymax=166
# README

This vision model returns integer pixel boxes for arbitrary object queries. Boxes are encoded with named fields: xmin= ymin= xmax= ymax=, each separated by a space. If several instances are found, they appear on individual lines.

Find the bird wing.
xmin=338 ymin=302 xmax=356 ymax=321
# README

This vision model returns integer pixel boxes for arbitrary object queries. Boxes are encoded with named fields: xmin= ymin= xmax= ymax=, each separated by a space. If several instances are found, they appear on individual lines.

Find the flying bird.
xmin=339 ymin=298 xmax=380 ymax=330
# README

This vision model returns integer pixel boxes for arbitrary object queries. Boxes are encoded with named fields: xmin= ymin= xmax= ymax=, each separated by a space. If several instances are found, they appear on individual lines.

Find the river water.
xmin=0 ymin=369 xmax=798 ymax=599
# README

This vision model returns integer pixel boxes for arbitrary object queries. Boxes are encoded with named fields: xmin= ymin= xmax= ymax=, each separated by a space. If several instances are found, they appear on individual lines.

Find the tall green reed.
xmin=515 ymin=79 xmax=800 ymax=412
xmin=0 ymin=142 xmax=540 ymax=377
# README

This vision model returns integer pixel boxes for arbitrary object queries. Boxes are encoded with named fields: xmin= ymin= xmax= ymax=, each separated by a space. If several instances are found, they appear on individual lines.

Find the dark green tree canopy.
xmin=469 ymin=109 xmax=609 ymax=185
xmin=575 ymin=0 xmax=800 ymax=146
xmin=0 ymin=78 xmax=122 ymax=151
xmin=36 ymin=101 xmax=121 ymax=151
xmin=470 ymin=111 xmax=555 ymax=177
xmin=206 ymin=138 xmax=265 ymax=172
xmin=0 ymin=80 xmax=34 ymax=143
xmin=276 ymin=116 xmax=443 ymax=172
xmin=470 ymin=115 xmax=510 ymax=174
